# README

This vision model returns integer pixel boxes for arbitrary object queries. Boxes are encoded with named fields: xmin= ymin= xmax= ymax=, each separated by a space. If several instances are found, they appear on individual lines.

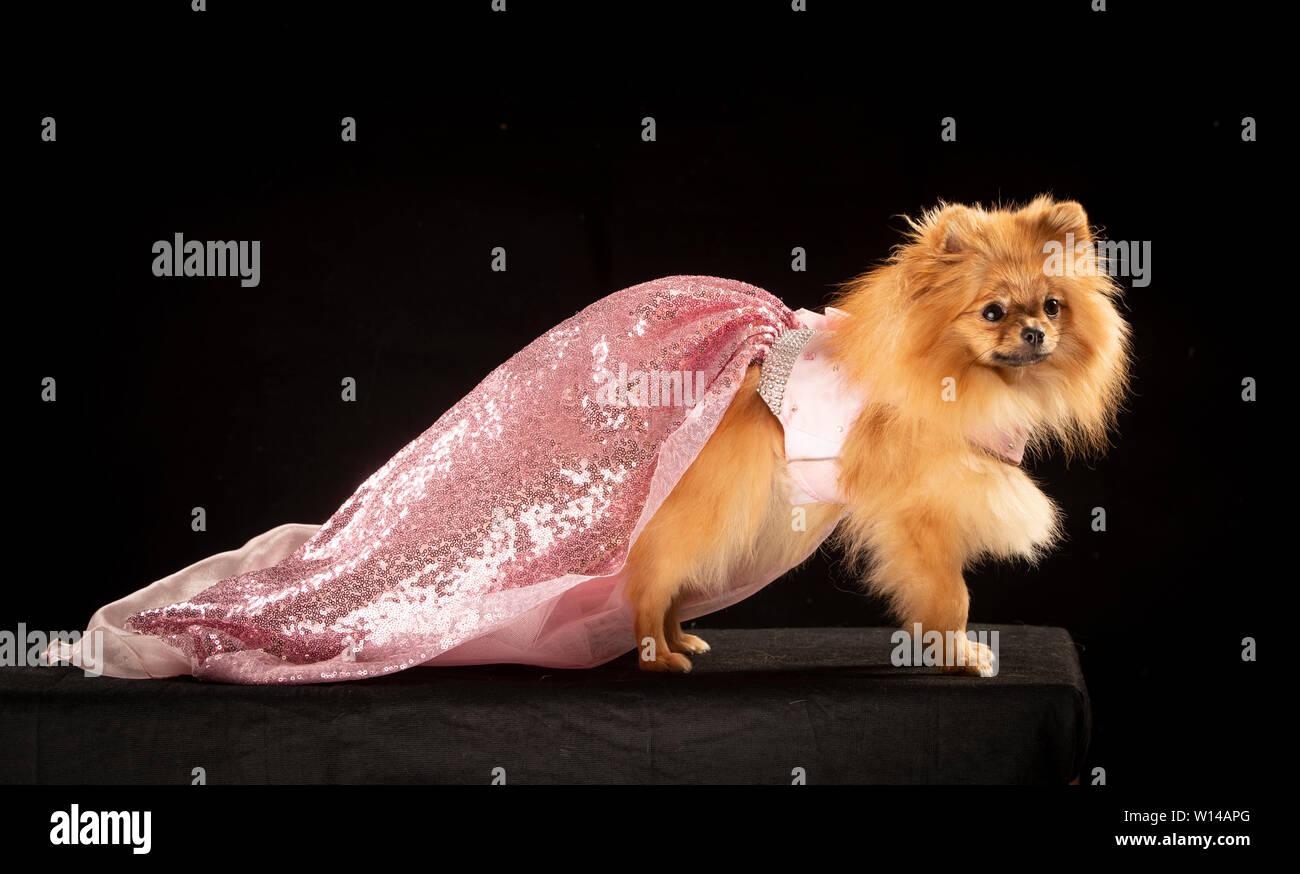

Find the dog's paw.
xmin=677 ymin=633 xmax=711 ymax=654
xmin=638 ymin=651 xmax=693 ymax=673
xmin=938 ymin=637 xmax=997 ymax=678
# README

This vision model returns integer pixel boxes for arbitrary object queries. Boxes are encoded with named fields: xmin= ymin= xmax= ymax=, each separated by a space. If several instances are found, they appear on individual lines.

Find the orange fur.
xmin=626 ymin=196 xmax=1131 ymax=674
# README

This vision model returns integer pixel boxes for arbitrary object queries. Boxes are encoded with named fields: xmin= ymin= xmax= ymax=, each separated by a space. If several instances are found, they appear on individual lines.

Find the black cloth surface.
xmin=0 ymin=625 xmax=1088 ymax=784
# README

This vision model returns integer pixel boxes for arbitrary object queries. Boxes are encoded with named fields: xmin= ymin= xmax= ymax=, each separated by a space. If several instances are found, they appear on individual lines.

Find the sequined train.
xmin=50 ymin=276 xmax=829 ymax=684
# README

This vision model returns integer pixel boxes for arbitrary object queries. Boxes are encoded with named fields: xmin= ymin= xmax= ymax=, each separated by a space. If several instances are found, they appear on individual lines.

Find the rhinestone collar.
xmin=757 ymin=328 xmax=817 ymax=416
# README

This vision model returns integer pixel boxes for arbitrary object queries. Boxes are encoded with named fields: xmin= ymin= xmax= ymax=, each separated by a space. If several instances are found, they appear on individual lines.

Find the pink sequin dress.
xmin=51 ymin=276 xmax=843 ymax=684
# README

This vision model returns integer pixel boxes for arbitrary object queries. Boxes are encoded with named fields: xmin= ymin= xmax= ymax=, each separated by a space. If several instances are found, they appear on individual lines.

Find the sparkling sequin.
xmin=125 ymin=276 xmax=798 ymax=683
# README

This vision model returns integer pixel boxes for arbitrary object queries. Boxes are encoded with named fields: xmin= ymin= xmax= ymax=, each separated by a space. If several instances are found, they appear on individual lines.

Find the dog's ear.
xmin=1025 ymin=196 xmax=1091 ymax=243
xmin=924 ymin=204 xmax=979 ymax=255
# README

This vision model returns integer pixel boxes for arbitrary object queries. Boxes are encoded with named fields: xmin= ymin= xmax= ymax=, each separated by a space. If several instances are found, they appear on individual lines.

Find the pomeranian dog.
xmin=625 ymin=196 xmax=1131 ymax=675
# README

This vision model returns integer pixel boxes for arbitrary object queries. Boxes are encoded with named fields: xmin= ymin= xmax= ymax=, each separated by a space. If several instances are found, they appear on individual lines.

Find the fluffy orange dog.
xmin=626 ymin=196 xmax=1131 ymax=675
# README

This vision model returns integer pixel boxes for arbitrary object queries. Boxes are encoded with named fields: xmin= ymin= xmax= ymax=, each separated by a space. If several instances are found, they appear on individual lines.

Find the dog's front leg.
xmin=869 ymin=512 xmax=996 ymax=677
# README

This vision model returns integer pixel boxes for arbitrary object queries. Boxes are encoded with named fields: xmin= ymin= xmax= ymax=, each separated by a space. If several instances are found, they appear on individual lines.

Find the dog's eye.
xmin=981 ymin=303 xmax=1006 ymax=322
xmin=1044 ymin=298 xmax=1061 ymax=318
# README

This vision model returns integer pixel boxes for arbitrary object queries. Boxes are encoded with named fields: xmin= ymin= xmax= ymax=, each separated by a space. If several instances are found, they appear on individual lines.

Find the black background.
xmin=9 ymin=1 xmax=1275 ymax=791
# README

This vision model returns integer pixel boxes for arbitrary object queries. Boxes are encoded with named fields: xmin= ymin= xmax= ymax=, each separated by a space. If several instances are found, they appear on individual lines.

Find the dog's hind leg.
xmin=624 ymin=366 xmax=782 ymax=672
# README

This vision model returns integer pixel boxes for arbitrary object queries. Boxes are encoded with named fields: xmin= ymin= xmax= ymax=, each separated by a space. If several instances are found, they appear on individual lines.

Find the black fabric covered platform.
xmin=0 ymin=626 xmax=1088 ymax=785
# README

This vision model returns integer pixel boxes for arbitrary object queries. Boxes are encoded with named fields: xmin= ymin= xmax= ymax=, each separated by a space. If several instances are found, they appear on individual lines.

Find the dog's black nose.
xmin=1021 ymin=326 xmax=1045 ymax=346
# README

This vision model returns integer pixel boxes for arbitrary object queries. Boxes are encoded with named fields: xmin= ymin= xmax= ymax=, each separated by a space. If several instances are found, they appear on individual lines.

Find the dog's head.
xmin=834 ymin=196 xmax=1131 ymax=455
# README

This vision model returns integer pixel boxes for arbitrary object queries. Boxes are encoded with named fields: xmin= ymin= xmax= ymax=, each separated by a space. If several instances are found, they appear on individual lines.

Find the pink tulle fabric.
xmin=55 ymin=277 xmax=821 ymax=684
